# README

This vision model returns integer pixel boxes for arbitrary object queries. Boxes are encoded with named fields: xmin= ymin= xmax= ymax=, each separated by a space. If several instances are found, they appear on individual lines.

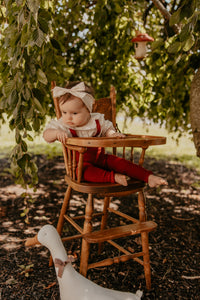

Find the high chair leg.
xmin=57 ymin=186 xmax=72 ymax=235
xmin=49 ymin=186 xmax=72 ymax=266
xmin=138 ymin=190 xmax=147 ymax=222
xmin=141 ymin=231 xmax=151 ymax=290
xmin=80 ymin=194 xmax=94 ymax=277
xmin=98 ymin=196 xmax=110 ymax=254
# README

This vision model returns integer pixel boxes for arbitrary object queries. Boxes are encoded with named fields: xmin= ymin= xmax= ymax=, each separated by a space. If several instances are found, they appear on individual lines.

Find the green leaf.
xmin=25 ymin=122 xmax=32 ymax=131
xmin=38 ymin=16 xmax=49 ymax=34
xmin=27 ymin=134 xmax=33 ymax=141
xmin=21 ymin=24 xmax=29 ymax=46
xmin=180 ymin=3 xmax=195 ymax=21
xmin=3 ymin=80 xmax=16 ymax=97
xmin=22 ymin=87 xmax=31 ymax=101
xmin=114 ymin=3 xmax=122 ymax=14
xmin=8 ymin=89 xmax=18 ymax=107
xmin=32 ymin=28 xmax=45 ymax=47
xmin=183 ymin=35 xmax=195 ymax=51
xmin=169 ymin=9 xmax=181 ymax=26
xmin=27 ymin=0 xmax=40 ymax=14
xmin=167 ymin=41 xmax=182 ymax=53
xmin=32 ymin=88 xmax=45 ymax=100
xmin=9 ymin=118 xmax=15 ymax=130
xmin=32 ymin=117 xmax=40 ymax=131
xmin=33 ymin=97 xmax=45 ymax=115
xmin=17 ymin=153 xmax=30 ymax=168
xmin=15 ymin=110 xmax=24 ymax=130
xmin=21 ymin=140 xmax=27 ymax=152
xmin=38 ymin=8 xmax=51 ymax=21
xmin=179 ymin=23 xmax=191 ymax=42
xmin=54 ymin=55 xmax=66 ymax=66
xmin=37 ymin=69 xmax=48 ymax=85
xmin=15 ymin=130 xmax=21 ymax=144
xmin=151 ymin=38 xmax=164 ymax=51
xmin=50 ymin=38 xmax=61 ymax=50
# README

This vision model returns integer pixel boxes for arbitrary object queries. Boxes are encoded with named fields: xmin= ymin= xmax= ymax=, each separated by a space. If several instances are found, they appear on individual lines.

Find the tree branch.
xmin=143 ymin=3 xmax=154 ymax=25
xmin=151 ymin=0 xmax=171 ymax=20
xmin=151 ymin=0 xmax=180 ymax=33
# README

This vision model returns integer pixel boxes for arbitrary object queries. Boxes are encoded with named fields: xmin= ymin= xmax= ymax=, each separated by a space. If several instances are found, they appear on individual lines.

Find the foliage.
xmin=144 ymin=0 xmax=200 ymax=134
xmin=0 ymin=0 xmax=199 ymax=186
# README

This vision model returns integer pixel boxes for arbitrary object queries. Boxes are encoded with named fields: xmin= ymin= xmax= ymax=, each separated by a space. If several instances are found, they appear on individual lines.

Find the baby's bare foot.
xmin=148 ymin=174 xmax=168 ymax=188
xmin=114 ymin=173 xmax=128 ymax=186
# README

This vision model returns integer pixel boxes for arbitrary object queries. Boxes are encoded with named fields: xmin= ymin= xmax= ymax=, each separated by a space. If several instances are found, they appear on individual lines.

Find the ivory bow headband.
xmin=52 ymin=82 xmax=95 ymax=112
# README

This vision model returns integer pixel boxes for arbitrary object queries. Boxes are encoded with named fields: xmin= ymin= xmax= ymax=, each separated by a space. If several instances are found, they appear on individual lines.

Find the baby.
xmin=43 ymin=81 xmax=168 ymax=188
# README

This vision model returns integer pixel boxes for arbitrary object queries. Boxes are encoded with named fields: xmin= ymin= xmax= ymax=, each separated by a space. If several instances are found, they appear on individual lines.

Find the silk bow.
xmin=54 ymin=256 xmax=76 ymax=278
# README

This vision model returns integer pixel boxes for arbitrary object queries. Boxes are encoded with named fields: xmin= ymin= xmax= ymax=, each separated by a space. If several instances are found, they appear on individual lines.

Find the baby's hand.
xmin=56 ymin=130 xmax=68 ymax=144
xmin=109 ymin=132 xmax=126 ymax=138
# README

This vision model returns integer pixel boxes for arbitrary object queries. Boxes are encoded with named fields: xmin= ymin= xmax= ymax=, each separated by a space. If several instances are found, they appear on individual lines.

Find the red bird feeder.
xmin=131 ymin=32 xmax=154 ymax=60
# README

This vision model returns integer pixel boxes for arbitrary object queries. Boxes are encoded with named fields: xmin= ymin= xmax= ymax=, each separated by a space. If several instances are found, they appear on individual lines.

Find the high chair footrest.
xmin=84 ymin=221 xmax=157 ymax=243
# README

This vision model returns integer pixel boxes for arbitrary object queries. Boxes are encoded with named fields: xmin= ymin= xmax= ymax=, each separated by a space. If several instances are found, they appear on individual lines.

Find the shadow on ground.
xmin=0 ymin=155 xmax=200 ymax=299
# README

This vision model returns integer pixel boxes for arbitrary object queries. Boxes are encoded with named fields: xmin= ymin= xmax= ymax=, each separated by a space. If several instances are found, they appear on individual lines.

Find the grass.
xmin=119 ymin=116 xmax=199 ymax=171
xmin=0 ymin=115 xmax=199 ymax=172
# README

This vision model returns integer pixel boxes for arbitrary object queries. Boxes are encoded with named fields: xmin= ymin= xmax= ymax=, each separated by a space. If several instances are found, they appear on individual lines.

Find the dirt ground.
xmin=0 ymin=154 xmax=200 ymax=300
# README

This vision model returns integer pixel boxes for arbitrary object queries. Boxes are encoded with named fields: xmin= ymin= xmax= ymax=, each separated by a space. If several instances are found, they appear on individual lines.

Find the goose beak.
xmin=25 ymin=234 xmax=41 ymax=247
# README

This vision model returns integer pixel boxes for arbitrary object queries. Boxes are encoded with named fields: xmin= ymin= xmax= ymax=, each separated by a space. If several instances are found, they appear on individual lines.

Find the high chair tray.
xmin=65 ymin=134 xmax=166 ymax=148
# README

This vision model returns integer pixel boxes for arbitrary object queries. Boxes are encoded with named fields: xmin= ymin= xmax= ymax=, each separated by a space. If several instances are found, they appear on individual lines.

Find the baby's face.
xmin=60 ymin=96 xmax=90 ymax=128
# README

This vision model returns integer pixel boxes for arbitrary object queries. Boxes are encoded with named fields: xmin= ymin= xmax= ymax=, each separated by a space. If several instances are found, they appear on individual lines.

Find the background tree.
xmin=0 ymin=0 xmax=199 ymax=186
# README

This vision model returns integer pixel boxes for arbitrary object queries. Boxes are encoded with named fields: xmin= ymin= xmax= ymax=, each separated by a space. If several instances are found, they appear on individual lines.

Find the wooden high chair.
xmin=51 ymin=81 xmax=166 ymax=290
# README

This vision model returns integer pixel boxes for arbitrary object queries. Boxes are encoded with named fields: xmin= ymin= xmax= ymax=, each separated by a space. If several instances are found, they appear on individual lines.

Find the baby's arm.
xmin=105 ymin=128 xmax=125 ymax=138
xmin=43 ymin=129 xmax=68 ymax=144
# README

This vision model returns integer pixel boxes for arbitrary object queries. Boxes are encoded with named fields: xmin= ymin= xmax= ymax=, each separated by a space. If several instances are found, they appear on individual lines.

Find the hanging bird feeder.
xmin=131 ymin=32 xmax=154 ymax=60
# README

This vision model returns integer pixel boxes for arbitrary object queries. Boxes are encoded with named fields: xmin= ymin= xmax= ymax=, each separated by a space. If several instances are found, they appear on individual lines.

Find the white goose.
xmin=25 ymin=225 xmax=142 ymax=300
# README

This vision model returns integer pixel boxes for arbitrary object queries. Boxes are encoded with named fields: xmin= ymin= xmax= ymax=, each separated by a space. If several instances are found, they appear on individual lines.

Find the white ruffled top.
xmin=45 ymin=113 xmax=115 ymax=138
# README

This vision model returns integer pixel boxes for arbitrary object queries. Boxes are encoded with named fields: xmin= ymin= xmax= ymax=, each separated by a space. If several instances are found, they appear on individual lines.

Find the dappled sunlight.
xmin=92 ymin=220 xmax=101 ymax=229
xmin=146 ymin=195 xmax=160 ymax=201
xmin=154 ymin=182 xmax=200 ymax=218
xmin=1 ymin=242 xmax=22 ymax=251
xmin=39 ymin=249 xmax=50 ymax=258
xmin=0 ymin=184 xmax=45 ymax=198
xmin=24 ymin=226 xmax=42 ymax=236
xmin=162 ymin=197 xmax=175 ymax=205
xmin=109 ymin=199 xmax=121 ymax=210
xmin=0 ymin=234 xmax=23 ymax=251
xmin=65 ymin=194 xmax=122 ymax=214
xmin=174 ymin=203 xmax=199 ymax=215
xmin=36 ymin=209 xmax=46 ymax=215
xmin=34 ymin=215 xmax=51 ymax=221
xmin=93 ymin=198 xmax=104 ymax=211
xmin=0 ymin=234 xmax=9 ymax=242
xmin=161 ymin=188 xmax=179 ymax=193
xmin=6 ymin=227 xmax=19 ymax=233
xmin=2 ymin=221 xmax=13 ymax=227
xmin=0 ymin=222 xmax=39 ymax=252
xmin=0 ymin=152 xmax=199 ymax=299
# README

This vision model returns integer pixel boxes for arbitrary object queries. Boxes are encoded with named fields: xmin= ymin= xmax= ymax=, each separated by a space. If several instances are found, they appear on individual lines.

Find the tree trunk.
xmin=190 ymin=67 xmax=200 ymax=157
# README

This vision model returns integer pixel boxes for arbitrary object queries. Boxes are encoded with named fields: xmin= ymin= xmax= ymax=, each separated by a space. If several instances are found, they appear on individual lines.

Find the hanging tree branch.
xmin=152 ymin=0 xmax=171 ymax=19
xmin=151 ymin=0 xmax=180 ymax=33
xmin=143 ymin=2 xmax=154 ymax=25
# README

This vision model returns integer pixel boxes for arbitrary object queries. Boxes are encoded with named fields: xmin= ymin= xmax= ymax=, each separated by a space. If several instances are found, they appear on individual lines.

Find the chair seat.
xmin=65 ymin=174 xmax=146 ymax=195
xmin=84 ymin=221 xmax=157 ymax=243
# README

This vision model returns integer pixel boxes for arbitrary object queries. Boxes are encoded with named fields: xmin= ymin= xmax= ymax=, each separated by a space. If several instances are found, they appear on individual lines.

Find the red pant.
xmin=76 ymin=148 xmax=152 ymax=184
